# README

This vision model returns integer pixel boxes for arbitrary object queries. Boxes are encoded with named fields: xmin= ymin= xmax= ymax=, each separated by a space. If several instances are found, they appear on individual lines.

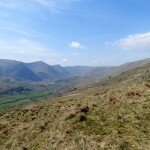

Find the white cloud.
xmin=73 ymin=52 xmax=78 ymax=56
xmin=70 ymin=41 xmax=86 ymax=49
xmin=32 ymin=0 xmax=62 ymax=13
xmin=0 ymin=26 xmax=54 ymax=40
xmin=0 ymin=0 xmax=79 ymax=13
xmin=0 ymin=38 xmax=60 ymax=64
xmin=93 ymin=60 xmax=99 ymax=64
xmin=107 ymin=32 xmax=150 ymax=50
xmin=0 ymin=1 xmax=17 ymax=9
xmin=62 ymin=58 xmax=68 ymax=62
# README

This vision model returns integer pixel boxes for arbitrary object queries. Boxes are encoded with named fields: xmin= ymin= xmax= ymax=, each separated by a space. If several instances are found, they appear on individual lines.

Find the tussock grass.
xmin=0 ymin=64 xmax=150 ymax=150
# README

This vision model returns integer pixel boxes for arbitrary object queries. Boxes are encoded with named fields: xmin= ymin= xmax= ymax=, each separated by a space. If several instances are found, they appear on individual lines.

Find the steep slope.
xmin=26 ymin=62 xmax=69 ymax=81
xmin=118 ymin=58 xmax=150 ymax=72
xmin=85 ymin=66 xmax=116 ymax=79
xmin=0 ymin=63 xmax=149 ymax=150
xmin=0 ymin=59 xmax=70 ymax=82
xmin=65 ymin=66 xmax=100 ymax=76
xmin=50 ymin=59 xmax=150 ymax=93
xmin=26 ymin=61 xmax=57 ymax=81
xmin=83 ymin=58 xmax=150 ymax=82
xmin=52 ymin=65 xmax=70 ymax=78
xmin=0 ymin=59 xmax=40 ymax=81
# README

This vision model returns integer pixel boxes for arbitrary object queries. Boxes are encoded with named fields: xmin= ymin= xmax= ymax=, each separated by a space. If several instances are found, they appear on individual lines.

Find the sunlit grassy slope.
xmin=0 ymin=63 xmax=150 ymax=150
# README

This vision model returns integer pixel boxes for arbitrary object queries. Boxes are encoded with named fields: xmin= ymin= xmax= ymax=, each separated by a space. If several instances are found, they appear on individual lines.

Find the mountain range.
xmin=0 ymin=60 xmax=70 ymax=82
xmin=0 ymin=58 xmax=150 ymax=83
xmin=0 ymin=59 xmax=111 ymax=82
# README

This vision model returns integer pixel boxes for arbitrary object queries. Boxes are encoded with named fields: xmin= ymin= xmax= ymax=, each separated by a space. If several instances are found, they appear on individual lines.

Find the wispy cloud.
xmin=34 ymin=0 xmax=82 ymax=14
xmin=73 ymin=52 xmax=78 ymax=56
xmin=33 ymin=0 xmax=63 ymax=13
xmin=0 ymin=38 xmax=60 ymax=64
xmin=0 ymin=1 xmax=17 ymax=9
xmin=93 ymin=60 xmax=99 ymax=64
xmin=0 ymin=0 xmax=79 ymax=13
xmin=107 ymin=32 xmax=150 ymax=50
xmin=0 ymin=26 xmax=54 ymax=41
xmin=62 ymin=58 xmax=68 ymax=62
xmin=70 ymin=41 xmax=86 ymax=49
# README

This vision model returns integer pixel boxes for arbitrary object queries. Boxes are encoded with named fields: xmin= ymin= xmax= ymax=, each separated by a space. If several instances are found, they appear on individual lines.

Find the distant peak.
xmin=32 ymin=61 xmax=45 ymax=64
xmin=52 ymin=64 xmax=62 ymax=67
xmin=27 ymin=61 xmax=50 ymax=66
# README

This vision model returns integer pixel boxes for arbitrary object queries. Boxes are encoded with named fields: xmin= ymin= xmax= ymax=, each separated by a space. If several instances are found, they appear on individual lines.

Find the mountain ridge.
xmin=0 ymin=58 xmax=149 ymax=83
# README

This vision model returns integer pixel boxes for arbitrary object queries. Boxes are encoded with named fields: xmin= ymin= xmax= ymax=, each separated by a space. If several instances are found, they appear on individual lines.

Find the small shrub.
xmin=126 ymin=92 xmax=141 ymax=97
xmin=66 ymin=113 xmax=76 ymax=120
xmin=22 ymin=147 xmax=28 ymax=150
xmin=119 ymin=141 xmax=130 ymax=150
xmin=145 ymin=83 xmax=150 ymax=88
xmin=0 ymin=124 xmax=6 ymax=131
xmin=93 ymin=92 xmax=99 ymax=96
xmin=39 ymin=125 xmax=46 ymax=132
xmin=31 ymin=117 xmax=36 ymax=121
xmin=79 ymin=114 xmax=87 ymax=122
xmin=80 ymin=106 xmax=89 ymax=113
xmin=109 ymin=97 xmax=117 ymax=105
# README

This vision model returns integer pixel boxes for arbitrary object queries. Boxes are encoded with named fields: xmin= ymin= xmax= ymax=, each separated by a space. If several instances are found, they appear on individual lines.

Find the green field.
xmin=0 ymin=90 xmax=53 ymax=112
xmin=0 ymin=81 xmax=65 ymax=112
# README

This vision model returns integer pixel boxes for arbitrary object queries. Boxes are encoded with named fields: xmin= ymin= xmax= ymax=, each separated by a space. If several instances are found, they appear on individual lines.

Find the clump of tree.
xmin=0 ymin=87 xmax=31 ymax=96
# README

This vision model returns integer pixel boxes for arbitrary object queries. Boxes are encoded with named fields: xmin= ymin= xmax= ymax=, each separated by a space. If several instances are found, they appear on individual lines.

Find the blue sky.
xmin=0 ymin=0 xmax=150 ymax=66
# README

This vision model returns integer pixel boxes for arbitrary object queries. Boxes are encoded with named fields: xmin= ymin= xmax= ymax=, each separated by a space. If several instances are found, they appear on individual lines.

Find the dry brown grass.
xmin=0 ymin=65 xmax=150 ymax=150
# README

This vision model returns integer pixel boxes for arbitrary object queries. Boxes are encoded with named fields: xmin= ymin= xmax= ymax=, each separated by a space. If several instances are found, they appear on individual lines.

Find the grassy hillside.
xmin=0 ymin=63 xmax=149 ymax=150
xmin=64 ymin=66 xmax=109 ymax=76
xmin=84 ymin=58 xmax=150 ymax=83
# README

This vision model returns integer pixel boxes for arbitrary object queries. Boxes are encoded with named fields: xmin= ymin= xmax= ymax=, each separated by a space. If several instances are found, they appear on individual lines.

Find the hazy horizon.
xmin=0 ymin=0 xmax=150 ymax=66
xmin=0 ymin=57 xmax=150 ymax=67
